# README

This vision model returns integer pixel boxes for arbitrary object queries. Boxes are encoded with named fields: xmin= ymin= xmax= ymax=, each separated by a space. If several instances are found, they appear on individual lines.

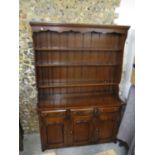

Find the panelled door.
xmin=96 ymin=107 xmax=121 ymax=142
xmin=70 ymin=108 xmax=93 ymax=145
xmin=39 ymin=110 xmax=66 ymax=149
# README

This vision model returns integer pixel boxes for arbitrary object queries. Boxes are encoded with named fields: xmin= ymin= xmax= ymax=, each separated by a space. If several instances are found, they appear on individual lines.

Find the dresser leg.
xmin=113 ymin=138 xmax=117 ymax=143
xmin=41 ymin=145 xmax=45 ymax=152
xmin=117 ymin=139 xmax=129 ymax=149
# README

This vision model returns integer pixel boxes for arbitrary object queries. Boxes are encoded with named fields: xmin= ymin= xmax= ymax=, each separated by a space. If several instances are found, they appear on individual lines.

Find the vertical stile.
xmin=84 ymin=32 xmax=91 ymax=95
xmin=81 ymin=33 xmax=84 ymax=95
xmin=66 ymin=32 xmax=69 ymax=107
xmin=45 ymin=33 xmax=48 ymax=95
xmin=83 ymin=33 xmax=90 ymax=60
xmin=49 ymin=32 xmax=53 ymax=103
xmin=96 ymin=33 xmax=100 ymax=91
xmin=89 ymin=32 xmax=93 ymax=95
xmin=91 ymin=32 xmax=98 ymax=88
xmin=47 ymin=32 xmax=50 ymax=100
xmin=58 ymin=33 xmax=61 ymax=106
xmin=110 ymin=34 xmax=115 ymax=93
xmin=108 ymin=34 xmax=111 ymax=93
xmin=73 ymin=32 xmax=76 ymax=95
xmin=61 ymin=32 xmax=67 ymax=100
xmin=39 ymin=33 xmax=44 ymax=87
xmin=40 ymin=33 xmax=44 ymax=99
xmin=68 ymin=32 xmax=74 ymax=96
xmin=105 ymin=34 xmax=110 ymax=93
xmin=34 ymin=33 xmax=39 ymax=102
xmin=89 ymin=32 xmax=92 ymax=79
xmin=101 ymin=34 xmax=105 ymax=81
xmin=90 ymin=34 xmax=93 ymax=94
xmin=75 ymin=33 xmax=80 ymax=94
xmin=83 ymin=33 xmax=87 ymax=94
xmin=76 ymin=32 xmax=81 ymax=91
xmin=57 ymin=32 xmax=61 ymax=105
xmin=58 ymin=33 xmax=61 ymax=105
xmin=51 ymin=32 xmax=54 ymax=104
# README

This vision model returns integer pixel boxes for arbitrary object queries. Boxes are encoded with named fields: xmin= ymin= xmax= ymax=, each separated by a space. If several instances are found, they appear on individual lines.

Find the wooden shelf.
xmin=38 ymin=82 xmax=117 ymax=88
xmin=36 ymin=62 xmax=120 ymax=67
xmin=34 ymin=47 xmax=122 ymax=52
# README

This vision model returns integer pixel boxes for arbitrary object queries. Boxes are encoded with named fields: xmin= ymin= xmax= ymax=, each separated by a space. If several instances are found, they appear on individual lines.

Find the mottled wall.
xmin=19 ymin=0 xmax=121 ymax=133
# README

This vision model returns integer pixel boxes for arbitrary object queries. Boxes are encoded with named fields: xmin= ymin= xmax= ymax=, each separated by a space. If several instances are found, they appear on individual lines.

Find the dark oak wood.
xmin=30 ymin=22 xmax=129 ymax=151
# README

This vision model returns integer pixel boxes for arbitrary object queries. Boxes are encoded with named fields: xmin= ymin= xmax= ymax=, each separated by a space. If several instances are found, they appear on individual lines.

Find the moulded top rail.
xmin=30 ymin=22 xmax=130 ymax=34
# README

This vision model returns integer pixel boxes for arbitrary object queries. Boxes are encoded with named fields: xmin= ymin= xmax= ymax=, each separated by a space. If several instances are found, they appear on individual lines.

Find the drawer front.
xmin=99 ymin=107 xmax=121 ymax=113
xmin=40 ymin=110 xmax=66 ymax=117
xmin=98 ymin=107 xmax=121 ymax=121
xmin=99 ymin=111 xmax=120 ymax=121
xmin=71 ymin=108 xmax=94 ymax=116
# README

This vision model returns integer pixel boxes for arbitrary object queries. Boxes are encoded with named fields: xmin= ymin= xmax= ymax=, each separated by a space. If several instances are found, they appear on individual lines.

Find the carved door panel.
xmin=70 ymin=109 xmax=93 ymax=145
xmin=39 ymin=110 xmax=67 ymax=149
xmin=96 ymin=107 xmax=120 ymax=142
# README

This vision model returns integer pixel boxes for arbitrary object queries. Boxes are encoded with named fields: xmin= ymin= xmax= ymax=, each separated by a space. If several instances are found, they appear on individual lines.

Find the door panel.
xmin=98 ymin=119 xmax=117 ymax=140
xmin=97 ymin=108 xmax=120 ymax=142
xmin=46 ymin=121 xmax=64 ymax=146
xmin=71 ymin=109 xmax=93 ymax=145
xmin=73 ymin=117 xmax=91 ymax=144
xmin=40 ymin=110 xmax=66 ymax=148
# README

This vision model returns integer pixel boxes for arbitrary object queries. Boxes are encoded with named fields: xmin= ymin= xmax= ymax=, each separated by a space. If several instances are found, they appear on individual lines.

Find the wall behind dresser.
xmin=19 ymin=0 xmax=121 ymax=133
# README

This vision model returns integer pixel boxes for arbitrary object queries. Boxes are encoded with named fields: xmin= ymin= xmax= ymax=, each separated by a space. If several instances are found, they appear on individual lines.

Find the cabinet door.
xmin=39 ymin=110 xmax=66 ymax=149
xmin=96 ymin=107 xmax=120 ymax=142
xmin=71 ymin=109 xmax=93 ymax=145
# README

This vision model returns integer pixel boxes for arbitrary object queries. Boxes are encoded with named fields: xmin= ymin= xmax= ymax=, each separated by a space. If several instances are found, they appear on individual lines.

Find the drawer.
xmin=98 ymin=107 xmax=120 ymax=121
xmin=99 ymin=112 xmax=119 ymax=121
xmin=99 ymin=107 xmax=121 ymax=113
xmin=71 ymin=108 xmax=93 ymax=116
xmin=39 ymin=109 xmax=66 ymax=118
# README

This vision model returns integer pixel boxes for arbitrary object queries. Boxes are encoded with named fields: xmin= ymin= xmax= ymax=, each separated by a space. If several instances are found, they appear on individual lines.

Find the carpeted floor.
xmin=19 ymin=133 xmax=127 ymax=155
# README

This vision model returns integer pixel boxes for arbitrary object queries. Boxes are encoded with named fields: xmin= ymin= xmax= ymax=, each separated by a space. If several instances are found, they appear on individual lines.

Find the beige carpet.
xmin=95 ymin=149 xmax=117 ymax=155
xmin=42 ymin=149 xmax=116 ymax=155
xmin=42 ymin=153 xmax=56 ymax=155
